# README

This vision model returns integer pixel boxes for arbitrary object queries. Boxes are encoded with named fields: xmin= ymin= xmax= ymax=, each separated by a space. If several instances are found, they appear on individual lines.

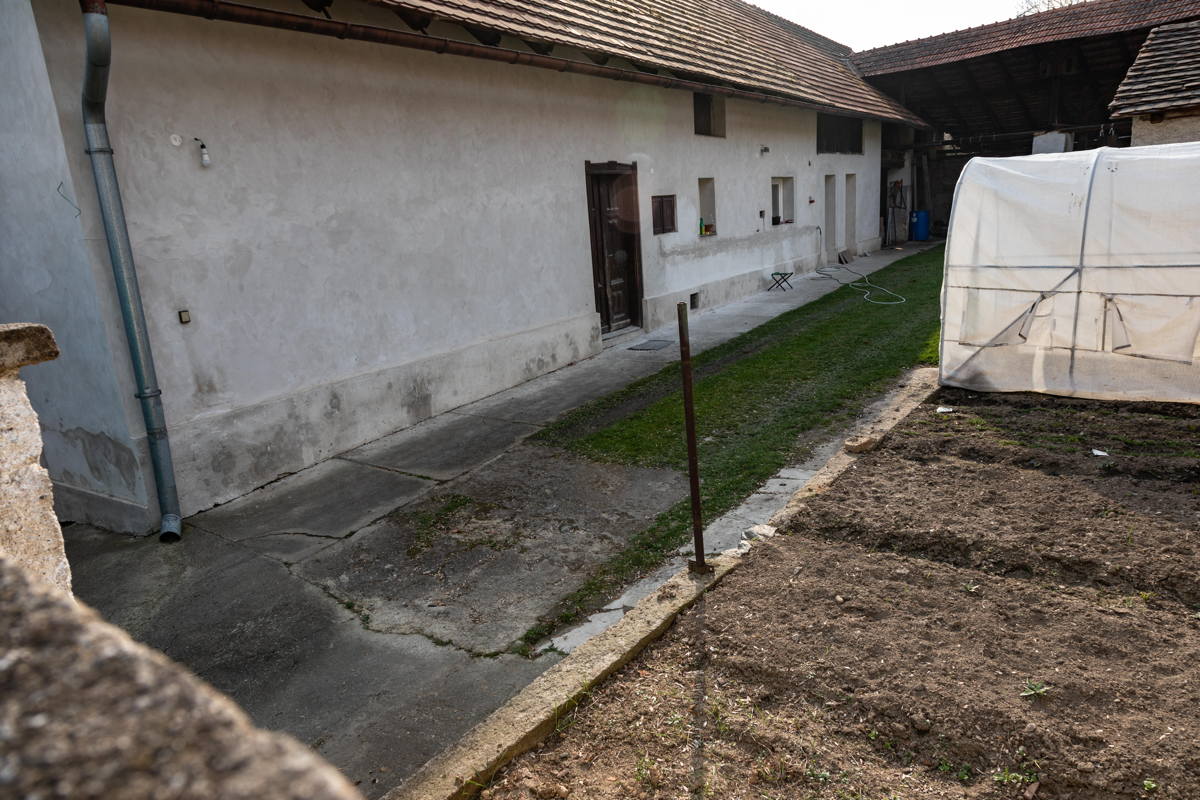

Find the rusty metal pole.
xmin=678 ymin=303 xmax=711 ymax=574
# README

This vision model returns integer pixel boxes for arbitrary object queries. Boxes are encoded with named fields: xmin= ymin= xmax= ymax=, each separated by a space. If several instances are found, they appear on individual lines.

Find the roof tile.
xmin=853 ymin=0 xmax=1200 ymax=77
xmin=1111 ymin=20 xmax=1200 ymax=117
xmin=368 ymin=0 xmax=922 ymax=124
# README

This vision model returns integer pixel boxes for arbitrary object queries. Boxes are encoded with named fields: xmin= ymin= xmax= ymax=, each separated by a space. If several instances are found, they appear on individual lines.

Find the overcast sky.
xmin=752 ymin=0 xmax=1030 ymax=52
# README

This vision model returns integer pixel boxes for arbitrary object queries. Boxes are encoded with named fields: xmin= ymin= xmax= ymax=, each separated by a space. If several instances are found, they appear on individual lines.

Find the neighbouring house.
xmin=1111 ymin=21 xmax=1200 ymax=146
xmin=0 ymin=0 xmax=921 ymax=533
xmin=852 ymin=0 xmax=1200 ymax=235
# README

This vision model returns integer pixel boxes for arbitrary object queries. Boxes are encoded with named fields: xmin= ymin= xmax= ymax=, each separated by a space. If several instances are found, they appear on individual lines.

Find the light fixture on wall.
xmin=759 ymin=145 xmax=770 ymax=156
xmin=193 ymin=138 xmax=211 ymax=168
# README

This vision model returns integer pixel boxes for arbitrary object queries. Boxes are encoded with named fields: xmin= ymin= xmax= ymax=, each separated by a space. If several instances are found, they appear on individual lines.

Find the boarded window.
xmin=694 ymin=93 xmax=726 ymax=137
xmin=817 ymin=114 xmax=863 ymax=154
xmin=652 ymin=195 xmax=677 ymax=235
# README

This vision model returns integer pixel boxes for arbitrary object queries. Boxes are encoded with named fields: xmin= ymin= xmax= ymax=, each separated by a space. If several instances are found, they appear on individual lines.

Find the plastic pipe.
xmin=81 ymin=0 xmax=183 ymax=542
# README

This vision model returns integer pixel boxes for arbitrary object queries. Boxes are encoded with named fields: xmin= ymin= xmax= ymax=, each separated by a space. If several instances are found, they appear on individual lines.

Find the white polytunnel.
xmin=939 ymin=142 xmax=1200 ymax=403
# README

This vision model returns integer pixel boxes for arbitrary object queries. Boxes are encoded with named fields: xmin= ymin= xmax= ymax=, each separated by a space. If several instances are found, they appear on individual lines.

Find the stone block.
xmin=0 ymin=323 xmax=70 ymax=595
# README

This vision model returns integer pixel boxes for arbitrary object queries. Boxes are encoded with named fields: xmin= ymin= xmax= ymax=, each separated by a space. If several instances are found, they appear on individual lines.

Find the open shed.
xmin=940 ymin=142 xmax=1200 ymax=403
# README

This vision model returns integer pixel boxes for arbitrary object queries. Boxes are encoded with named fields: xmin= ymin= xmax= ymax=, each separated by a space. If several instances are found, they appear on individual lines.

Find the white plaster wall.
xmin=1132 ymin=115 xmax=1200 ymax=147
xmin=0 ymin=0 xmax=157 ymax=531
xmin=30 ymin=0 xmax=887 ymax=519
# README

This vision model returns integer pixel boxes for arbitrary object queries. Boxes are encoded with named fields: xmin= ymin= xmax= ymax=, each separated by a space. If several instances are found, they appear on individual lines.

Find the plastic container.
xmin=910 ymin=210 xmax=931 ymax=241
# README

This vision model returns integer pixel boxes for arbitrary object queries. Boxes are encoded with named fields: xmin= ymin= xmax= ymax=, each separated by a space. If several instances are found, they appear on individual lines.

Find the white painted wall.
xmin=1132 ymin=115 xmax=1200 ymax=146
xmin=0 ymin=0 xmax=157 ymax=531
xmin=26 ymin=0 xmax=886 ymax=526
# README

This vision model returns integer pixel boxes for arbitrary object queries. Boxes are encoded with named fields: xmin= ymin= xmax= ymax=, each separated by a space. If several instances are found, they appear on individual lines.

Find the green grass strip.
xmin=517 ymin=246 xmax=946 ymax=653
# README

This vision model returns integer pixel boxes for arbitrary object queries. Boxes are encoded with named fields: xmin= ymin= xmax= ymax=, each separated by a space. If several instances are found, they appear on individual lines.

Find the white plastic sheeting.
xmin=940 ymin=143 xmax=1200 ymax=403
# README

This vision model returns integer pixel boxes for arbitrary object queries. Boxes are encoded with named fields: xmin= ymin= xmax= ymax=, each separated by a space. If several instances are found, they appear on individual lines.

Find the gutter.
xmin=105 ymin=0 xmax=926 ymax=127
xmin=80 ymin=0 xmax=184 ymax=543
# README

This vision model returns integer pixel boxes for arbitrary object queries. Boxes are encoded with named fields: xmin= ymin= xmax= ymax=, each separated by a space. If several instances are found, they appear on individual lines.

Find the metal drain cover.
xmin=628 ymin=339 xmax=674 ymax=351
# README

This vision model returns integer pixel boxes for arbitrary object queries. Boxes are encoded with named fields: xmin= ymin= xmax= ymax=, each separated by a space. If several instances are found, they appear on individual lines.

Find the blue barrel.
xmin=910 ymin=210 xmax=931 ymax=242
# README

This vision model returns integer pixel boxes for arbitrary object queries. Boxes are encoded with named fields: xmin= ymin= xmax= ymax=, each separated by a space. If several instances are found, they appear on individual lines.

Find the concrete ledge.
xmin=0 ymin=323 xmax=59 ymax=373
xmin=169 ymin=311 xmax=600 ymax=519
xmin=385 ymin=556 xmax=738 ymax=800
xmin=52 ymin=480 xmax=157 ymax=535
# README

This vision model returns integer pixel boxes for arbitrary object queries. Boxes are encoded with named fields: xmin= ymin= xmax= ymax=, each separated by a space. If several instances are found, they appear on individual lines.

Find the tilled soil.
xmin=482 ymin=390 xmax=1200 ymax=800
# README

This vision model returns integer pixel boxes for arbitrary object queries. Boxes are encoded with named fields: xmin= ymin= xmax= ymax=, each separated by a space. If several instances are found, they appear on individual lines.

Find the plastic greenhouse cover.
xmin=939 ymin=142 xmax=1200 ymax=403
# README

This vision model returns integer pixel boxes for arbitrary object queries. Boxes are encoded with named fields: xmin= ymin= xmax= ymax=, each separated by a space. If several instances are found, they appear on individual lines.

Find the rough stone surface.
xmin=0 ymin=323 xmax=70 ymax=595
xmin=844 ymin=434 xmax=883 ymax=453
xmin=0 ymin=554 xmax=362 ymax=800
xmin=0 ymin=322 xmax=60 ymax=371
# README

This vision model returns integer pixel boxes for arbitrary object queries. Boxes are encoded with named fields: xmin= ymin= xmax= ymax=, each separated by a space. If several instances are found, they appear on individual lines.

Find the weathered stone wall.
xmin=1132 ymin=114 xmax=1200 ymax=146
xmin=0 ymin=323 xmax=71 ymax=595
xmin=0 ymin=553 xmax=364 ymax=799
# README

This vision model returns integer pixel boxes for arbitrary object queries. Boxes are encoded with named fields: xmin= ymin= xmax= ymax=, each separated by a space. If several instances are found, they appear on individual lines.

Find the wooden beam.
xmin=959 ymin=62 xmax=1003 ymax=132
xmin=925 ymin=68 xmax=971 ymax=137
xmin=1071 ymin=42 xmax=1109 ymax=121
xmin=990 ymin=52 xmax=1037 ymax=130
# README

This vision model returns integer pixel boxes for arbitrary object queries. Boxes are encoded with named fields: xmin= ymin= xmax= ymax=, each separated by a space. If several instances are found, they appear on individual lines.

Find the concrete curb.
xmin=384 ymin=556 xmax=738 ymax=800
xmin=386 ymin=366 xmax=941 ymax=800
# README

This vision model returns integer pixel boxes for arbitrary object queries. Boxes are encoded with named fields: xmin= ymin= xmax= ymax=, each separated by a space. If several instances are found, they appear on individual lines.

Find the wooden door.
xmin=586 ymin=163 xmax=642 ymax=333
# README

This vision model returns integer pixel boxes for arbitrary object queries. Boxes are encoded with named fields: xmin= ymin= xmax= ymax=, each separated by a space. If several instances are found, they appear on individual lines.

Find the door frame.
xmin=585 ymin=160 xmax=644 ymax=333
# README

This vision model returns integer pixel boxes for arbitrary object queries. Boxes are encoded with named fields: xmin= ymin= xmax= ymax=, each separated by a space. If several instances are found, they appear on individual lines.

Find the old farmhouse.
xmin=2 ymin=0 xmax=921 ymax=533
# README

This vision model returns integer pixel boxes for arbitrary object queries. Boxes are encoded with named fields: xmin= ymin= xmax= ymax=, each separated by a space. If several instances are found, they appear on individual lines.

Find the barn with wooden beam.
xmin=853 ymin=0 xmax=1200 ymax=236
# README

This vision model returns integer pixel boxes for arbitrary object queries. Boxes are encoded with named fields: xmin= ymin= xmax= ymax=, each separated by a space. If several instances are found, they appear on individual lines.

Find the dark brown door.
xmin=586 ymin=162 xmax=642 ymax=334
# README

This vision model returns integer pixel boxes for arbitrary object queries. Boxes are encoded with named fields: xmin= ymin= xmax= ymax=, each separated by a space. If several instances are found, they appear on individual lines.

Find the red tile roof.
xmin=1111 ymin=20 xmax=1200 ymax=117
xmin=367 ymin=0 xmax=923 ymax=124
xmin=854 ymin=0 xmax=1200 ymax=77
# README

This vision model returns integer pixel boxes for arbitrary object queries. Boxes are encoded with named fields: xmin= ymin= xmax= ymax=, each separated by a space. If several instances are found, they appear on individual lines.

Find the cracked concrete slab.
xmin=240 ymin=531 xmax=338 ymax=563
xmin=294 ymin=444 xmax=687 ymax=653
xmin=191 ymin=458 xmax=433 ymax=540
xmin=342 ymin=413 xmax=538 ymax=481
xmin=63 ymin=524 xmax=552 ymax=800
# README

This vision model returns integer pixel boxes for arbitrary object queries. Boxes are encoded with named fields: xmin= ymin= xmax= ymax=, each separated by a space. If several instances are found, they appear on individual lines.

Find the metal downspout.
xmin=80 ymin=0 xmax=183 ymax=542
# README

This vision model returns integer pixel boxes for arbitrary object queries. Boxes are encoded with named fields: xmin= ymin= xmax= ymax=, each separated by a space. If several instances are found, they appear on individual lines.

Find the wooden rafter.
xmin=990 ymin=52 xmax=1038 ymax=130
xmin=959 ymin=61 xmax=1004 ymax=132
xmin=925 ymin=68 xmax=971 ymax=136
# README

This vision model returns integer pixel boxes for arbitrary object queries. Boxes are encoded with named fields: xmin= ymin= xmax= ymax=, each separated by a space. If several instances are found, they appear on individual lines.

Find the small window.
xmin=771 ymin=177 xmax=794 ymax=225
xmin=817 ymin=114 xmax=863 ymax=154
xmin=652 ymin=195 xmax=677 ymax=235
xmin=693 ymin=93 xmax=726 ymax=137
xmin=698 ymin=178 xmax=717 ymax=236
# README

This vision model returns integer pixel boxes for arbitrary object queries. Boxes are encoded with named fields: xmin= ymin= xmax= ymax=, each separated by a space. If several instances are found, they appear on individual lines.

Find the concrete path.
xmin=64 ymin=242 xmax=935 ymax=798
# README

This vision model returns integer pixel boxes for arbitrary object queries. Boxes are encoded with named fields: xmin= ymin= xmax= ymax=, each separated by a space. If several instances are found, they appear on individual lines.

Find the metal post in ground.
xmin=677 ymin=302 xmax=711 ymax=574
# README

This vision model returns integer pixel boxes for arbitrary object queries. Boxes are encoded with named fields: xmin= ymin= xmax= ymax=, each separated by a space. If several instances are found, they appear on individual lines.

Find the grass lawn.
xmin=519 ymin=245 xmax=946 ymax=653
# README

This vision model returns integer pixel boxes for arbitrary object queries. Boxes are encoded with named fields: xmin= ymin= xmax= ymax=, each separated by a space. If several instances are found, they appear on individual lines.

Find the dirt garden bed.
xmin=479 ymin=389 xmax=1200 ymax=800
